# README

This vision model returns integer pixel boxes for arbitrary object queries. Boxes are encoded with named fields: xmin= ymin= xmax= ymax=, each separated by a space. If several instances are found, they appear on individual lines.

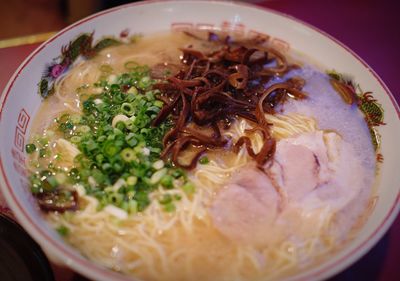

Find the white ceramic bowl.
xmin=1 ymin=1 xmax=399 ymax=281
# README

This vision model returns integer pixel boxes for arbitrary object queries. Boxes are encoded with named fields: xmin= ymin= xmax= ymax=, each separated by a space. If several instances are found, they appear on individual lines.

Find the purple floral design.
xmin=49 ymin=64 xmax=67 ymax=79
xmin=39 ymin=32 xmax=121 ymax=98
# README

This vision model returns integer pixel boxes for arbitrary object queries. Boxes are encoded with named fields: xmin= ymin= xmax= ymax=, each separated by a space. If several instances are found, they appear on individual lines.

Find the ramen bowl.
xmin=0 ymin=1 xmax=399 ymax=281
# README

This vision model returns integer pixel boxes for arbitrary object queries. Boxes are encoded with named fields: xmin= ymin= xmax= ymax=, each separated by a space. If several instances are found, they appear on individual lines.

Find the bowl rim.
xmin=0 ymin=1 xmax=399 ymax=281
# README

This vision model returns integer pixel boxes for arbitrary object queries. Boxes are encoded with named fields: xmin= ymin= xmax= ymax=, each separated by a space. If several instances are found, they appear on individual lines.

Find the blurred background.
xmin=0 ymin=0 xmax=265 ymax=40
xmin=0 ymin=0 xmax=139 ymax=40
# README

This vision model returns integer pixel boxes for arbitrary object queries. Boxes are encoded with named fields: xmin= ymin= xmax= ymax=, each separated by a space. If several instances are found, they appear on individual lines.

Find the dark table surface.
xmin=0 ymin=0 xmax=399 ymax=280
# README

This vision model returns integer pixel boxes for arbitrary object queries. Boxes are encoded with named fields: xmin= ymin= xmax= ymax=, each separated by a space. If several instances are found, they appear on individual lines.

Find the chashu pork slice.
xmin=269 ymin=131 xmax=338 ymax=203
xmin=210 ymin=166 xmax=279 ymax=247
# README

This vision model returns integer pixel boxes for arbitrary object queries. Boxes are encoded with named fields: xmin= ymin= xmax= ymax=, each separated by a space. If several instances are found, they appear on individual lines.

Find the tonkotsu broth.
xmin=27 ymin=32 xmax=377 ymax=281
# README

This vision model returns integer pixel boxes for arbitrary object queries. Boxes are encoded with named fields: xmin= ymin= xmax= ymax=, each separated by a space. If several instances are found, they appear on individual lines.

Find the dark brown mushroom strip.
xmin=255 ymin=136 xmax=276 ymax=166
xmin=256 ymin=48 xmax=288 ymax=76
xmin=168 ymin=77 xmax=203 ymax=88
xmin=234 ymin=127 xmax=275 ymax=167
xmin=330 ymin=79 xmax=356 ymax=105
xmin=247 ymin=127 xmax=276 ymax=166
xmin=208 ymin=47 xmax=228 ymax=63
xmin=150 ymin=63 xmax=181 ymax=79
xmin=211 ymin=122 xmax=222 ymax=139
xmin=184 ymin=59 xmax=197 ymax=79
xmin=169 ymin=136 xmax=206 ymax=170
xmin=152 ymin=34 xmax=306 ymax=169
xmin=162 ymin=91 xmax=190 ymax=146
xmin=228 ymin=64 xmax=249 ymax=89
xmin=287 ymin=76 xmax=306 ymax=90
xmin=256 ymin=83 xmax=307 ymax=128
xmin=234 ymin=136 xmax=256 ymax=157
xmin=180 ymin=48 xmax=206 ymax=64
xmin=176 ymin=147 xmax=207 ymax=170
xmin=181 ymin=127 xmax=227 ymax=147
xmin=285 ymin=88 xmax=308 ymax=100
xmin=194 ymin=77 xmax=211 ymax=88
xmin=36 ymin=189 xmax=78 ymax=212
xmin=153 ymin=82 xmax=181 ymax=92
xmin=194 ymin=82 xmax=226 ymax=106
xmin=224 ymin=46 xmax=248 ymax=63
xmin=216 ymin=92 xmax=255 ymax=108
xmin=244 ymin=50 xmax=269 ymax=66
xmin=236 ymin=111 xmax=257 ymax=123
xmin=241 ymin=48 xmax=258 ymax=65
xmin=203 ymin=69 xmax=228 ymax=82
xmin=152 ymin=94 xmax=180 ymax=126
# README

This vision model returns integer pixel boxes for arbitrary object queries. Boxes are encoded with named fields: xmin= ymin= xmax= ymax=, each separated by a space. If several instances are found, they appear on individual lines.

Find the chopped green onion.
xmin=182 ymin=182 xmax=195 ymax=195
xmin=150 ymin=168 xmax=167 ymax=184
xmin=103 ymin=141 xmax=120 ymax=157
xmin=159 ymin=194 xmax=173 ymax=205
xmin=172 ymin=169 xmax=185 ymax=179
xmin=39 ymin=148 xmax=49 ymax=158
xmin=160 ymin=175 xmax=173 ymax=189
xmin=199 ymin=156 xmax=209 ymax=165
xmin=126 ymin=176 xmax=137 ymax=186
xmin=25 ymin=143 xmax=36 ymax=154
xmin=120 ymin=148 xmax=136 ymax=162
xmin=145 ymin=91 xmax=155 ymax=101
xmin=58 ymin=113 xmax=70 ymax=123
xmin=95 ymin=154 xmax=104 ymax=163
xmin=108 ymin=192 xmax=123 ymax=205
xmin=121 ymin=103 xmax=135 ymax=116
xmin=152 ymin=160 xmax=164 ymax=170
xmin=70 ymin=115 xmax=82 ymax=124
xmin=70 ymin=136 xmax=81 ymax=144
xmin=28 ymin=63 xmax=191 ymax=214
xmin=124 ymin=61 xmax=138 ymax=70
xmin=55 ymin=173 xmax=67 ymax=184
xmin=128 ymin=199 xmax=138 ymax=214
xmin=46 ymin=176 xmax=58 ymax=187
xmin=77 ymin=125 xmax=91 ymax=133
xmin=56 ymin=225 xmax=70 ymax=236
xmin=113 ymin=162 xmax=123 ymax=172
xmin=135 ymin=191 xmax=150 ymax=212
xmin=125 ymin=133 xmax=138 ymax=147
xmin=127 ymin=87 xmax=138 ymax=95
xmin=38 ymin=137 xmax=49 ymax=146
xmin=138 ymin=76 xmax=151 ymax=89
xmin=92 ymin=169 xmax=105 ymax=184
xmin=163 ymin=202 xmax=176 ymax=212
xmin=30 ymin=181 xmax=42 ymax=194
xmin=115 ymin=121 xmax=125 ymax=131
xmin=154 ymin=100 xmax=164 ymax=108
xmin=100 ymin=64 xmax=113 ymax=73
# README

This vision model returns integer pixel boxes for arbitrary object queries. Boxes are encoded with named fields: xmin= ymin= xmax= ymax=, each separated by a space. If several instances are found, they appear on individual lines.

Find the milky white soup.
xmin=26 ymin=32 xmax=377 ymax=281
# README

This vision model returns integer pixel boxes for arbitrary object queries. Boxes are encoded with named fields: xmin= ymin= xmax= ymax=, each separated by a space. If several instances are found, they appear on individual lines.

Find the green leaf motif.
xmin=68 ymin=33 xmax=93 ymax=61
xmin=38 ymin=31 xmax=130 ymax=99
xmin=327 ymin=70 xmax=385 ymax=152
xmin=360 ymin=100 xmax=384 ymax=126
xmin=93 ymin=38 xmax=121 ymax=53
xmin=38 ymin=78 xmax=49 ymax=98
